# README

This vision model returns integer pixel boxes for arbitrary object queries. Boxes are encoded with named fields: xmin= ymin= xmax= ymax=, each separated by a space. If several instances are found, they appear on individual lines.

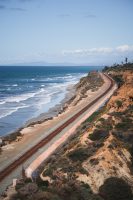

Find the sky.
xmin=0 ymin=0 xmax=133 ymax=66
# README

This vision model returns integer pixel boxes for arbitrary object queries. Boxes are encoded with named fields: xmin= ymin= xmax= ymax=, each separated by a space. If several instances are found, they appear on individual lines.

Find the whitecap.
xmin=12 ymin=84 xmax=18 ymax=87
xmin=0 ymin=105 xmax=29 ymax=119
xmin=0 ymin=101 xmax=6 ymax=105
xmin=0 ymin=88 xmax=47 ymax=104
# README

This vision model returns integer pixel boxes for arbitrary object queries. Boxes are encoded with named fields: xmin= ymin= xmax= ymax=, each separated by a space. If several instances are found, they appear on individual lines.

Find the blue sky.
xmin=0 ymin=0 xmax=133 ymax=65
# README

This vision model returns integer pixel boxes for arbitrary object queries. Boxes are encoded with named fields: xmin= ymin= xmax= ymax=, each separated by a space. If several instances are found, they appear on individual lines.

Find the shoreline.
xmin=0 ymin=82 xmax=77 ymax=142
xmin=25 ymin=83 xmax=76 ymax=126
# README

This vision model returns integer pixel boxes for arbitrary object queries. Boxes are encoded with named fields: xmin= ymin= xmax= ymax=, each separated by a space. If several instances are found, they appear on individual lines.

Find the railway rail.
xmin=0 ymin=73 xmax=114 ymax=182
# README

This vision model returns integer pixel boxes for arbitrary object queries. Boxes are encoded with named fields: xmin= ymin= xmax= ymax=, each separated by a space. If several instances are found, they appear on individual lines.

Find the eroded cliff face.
xmin=78 ymin=134 xmax=133 ymax=192
xmin=108 ymin=70 xmax=133 ymax=112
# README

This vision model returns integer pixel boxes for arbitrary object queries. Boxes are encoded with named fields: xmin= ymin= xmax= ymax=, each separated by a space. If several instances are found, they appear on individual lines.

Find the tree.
xmin=125 ymin=57 xmax=128 ymax=64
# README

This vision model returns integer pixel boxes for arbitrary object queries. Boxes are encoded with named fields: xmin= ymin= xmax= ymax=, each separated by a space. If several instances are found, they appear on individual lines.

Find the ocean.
xmin=0 ymin=66 xmax=101 ymax=136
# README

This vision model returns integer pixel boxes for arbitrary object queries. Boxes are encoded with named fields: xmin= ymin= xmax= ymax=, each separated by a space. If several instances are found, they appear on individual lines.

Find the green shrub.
xmin=99 ymin=177 xmax=133 ymax=200
xmin=90 ymin=158 xmax=99 ymax=165
xmin=115 ymin=119 xmax=132 ymax=131
xmin=98 ymin=118 xmax=105 ymax=122
xmin=79 ymin=167 xmax=89 ymax=175
xmin=68 ymin=148 xmax=89 ymax=162
xmin=113 ymin=75 xmax=124 ymax=87
xmin=55 ymin=181 xmax=103 ymax=200
xmin=115 ymin=100 xmax=122 ymax=108
xmin=86 ymin=106 xmax=107 ymax=124
xmin=94 ymin=141 xmax=104 ymax=148
xmin=89 ymin=129 xmax=108 ymax=141
xmin=24 ymin=178 xmax=32 ymax=184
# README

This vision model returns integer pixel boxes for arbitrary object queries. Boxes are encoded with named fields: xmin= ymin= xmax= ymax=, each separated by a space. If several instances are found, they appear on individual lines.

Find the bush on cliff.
xmin=99 ymin=177 xmax=133 ymax=200
xmin=68 ymin=148 xmax=89 ymax=162
xmin=89 ymin=129 xmax=108 ymax=141
xmin=115 ymin=100 xmax=122 ymax=108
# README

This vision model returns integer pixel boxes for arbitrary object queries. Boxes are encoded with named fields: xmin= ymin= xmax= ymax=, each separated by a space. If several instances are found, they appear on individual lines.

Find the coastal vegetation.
xmin=99 ymin=177 xmax=133 ymax=200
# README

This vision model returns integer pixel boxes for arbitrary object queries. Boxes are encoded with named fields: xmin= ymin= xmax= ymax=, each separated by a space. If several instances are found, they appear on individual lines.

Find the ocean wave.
xmin=0 ymin=88 xmax=47 ymax=105
xmin=0 ymin=74 xmax=84 ymax=106
xmin=0 ymin=105 xmax=29 ymax=119
xmin=31 ymin=73 xmax=83 ymax=83
xmin=12 ymin=84 xmax=18 ymax=87
xmin=5 ymin=93 xmax=36 ymax=103
xmin=0 ymin=101 xmax=5 ymax=105
xmin=36 ymin=94 xmax=51 ymax=109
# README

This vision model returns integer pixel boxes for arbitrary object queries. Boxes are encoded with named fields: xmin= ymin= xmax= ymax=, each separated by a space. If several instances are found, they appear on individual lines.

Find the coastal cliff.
xmin=1 ymin=64 xmax=133 ymax=200
xmin=70 ymin=71 xmax=104 ymax=106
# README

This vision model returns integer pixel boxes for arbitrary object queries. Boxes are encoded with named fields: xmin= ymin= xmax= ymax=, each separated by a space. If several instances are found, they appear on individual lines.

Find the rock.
xmin=4 ymin=140 xmax=10 ymax=145
xmin=0 ymin=138 xmax=2 ymax=146
xmin=13 ymin=179 xmax=18 ymax=187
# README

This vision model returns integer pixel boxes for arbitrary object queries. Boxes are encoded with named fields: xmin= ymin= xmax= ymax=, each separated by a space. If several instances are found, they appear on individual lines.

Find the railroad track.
xmin=0 ymin=73 xmax=114 ymax=182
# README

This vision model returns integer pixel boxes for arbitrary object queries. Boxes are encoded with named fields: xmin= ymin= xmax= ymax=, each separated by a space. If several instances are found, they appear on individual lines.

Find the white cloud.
xmin=62 ymin=45 xmax=133 ymax=56
xmin=116 ymin=45 xmax=133 ymax=52
xmin=88 ymin=47 xmax=113 ymax=53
